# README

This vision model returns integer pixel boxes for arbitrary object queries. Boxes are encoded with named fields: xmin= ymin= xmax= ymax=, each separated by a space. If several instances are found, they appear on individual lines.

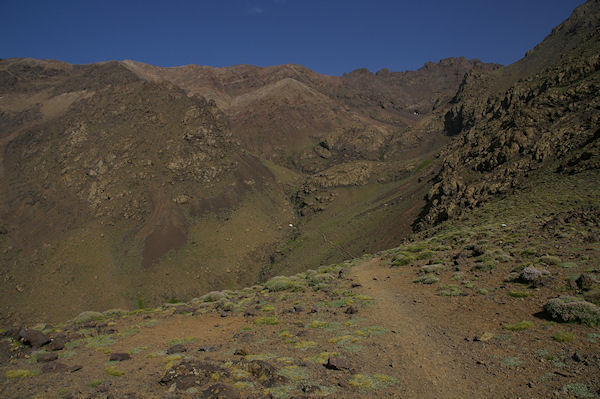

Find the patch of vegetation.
xmin=438 ymin=284 xmax=462 ymax=296
xmin=5 ymin=369 xmax=40 ymax=378
xmin=244 ymin=353 xmax=277 ymax=361
xmin=421 ymin=264 xmax=444 ymax=274
xmin=562 ymin=383 xmax=597 ymax=398
xmin=553 ymin=331 xmax=575 ymax=343
xmin=500 ymin=357 xmax=522 ymax=368
xmin=417 ymin=250 xmax=435 ymax=260
xmin=167 ymin=337 xmax=196 ymax=346
xmin=354 ymin=325 xmax=387 ymax=337
xmin=262 ymin=304 xmax=275 ymax=312
xmin=254 ymin=317 xmax=280 ymax=325
xmin=540 ymin=255 xmax=561 ymax=266
xmin=509 ymin=290 xmax=531 ymax=298
xmin=349 ymin=373 xmax=398 ymax=390
xmin=105 ymin=366 xmax=125 ymax=376
xmin=544 ymin=297 xmax=600 ymax=327
xmin=307 ymin=320 xmax=328 ymax=328
xmin=560 ymin=262 xmax=578 ymax=268
xmin=308 ymin=351 xmax=339 ymax=365
xmin=293 ymin=340 xmax=318 ymax=350
xmin=278 ymin=365 xmax=311 ymax=381
xmin=390 ymin=253 xmax=415 ymax=267
xmin=503 ymin=321 xmax=534 ymax=331
xmin=413 ymin=274 xmax=439 ymax=284
xmin=85 ymin=334 xmax=116 ymax=348
xmin=265 ymin=276 xmax=304 ymax=292
xmin=89 ymin=379 xmax=104 ymax=387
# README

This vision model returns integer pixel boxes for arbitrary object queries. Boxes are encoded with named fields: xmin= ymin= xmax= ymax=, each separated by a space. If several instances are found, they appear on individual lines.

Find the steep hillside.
xmin=415 ymin=0 xmax=600 ymax=230
xmin=0 ymin=54 xmax=491 ymax=324
xmin=0 ymin=61 xmax=296 ymax=323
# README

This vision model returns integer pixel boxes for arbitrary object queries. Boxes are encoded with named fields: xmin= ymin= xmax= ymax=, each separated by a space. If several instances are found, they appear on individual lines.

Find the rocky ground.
xmin=1 ymin=169 xmax=598 ymax=399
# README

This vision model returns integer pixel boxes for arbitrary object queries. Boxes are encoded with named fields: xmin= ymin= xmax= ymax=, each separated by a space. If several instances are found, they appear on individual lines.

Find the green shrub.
xmin=438 ymin=284 xmax=462 ymax=296
xmin=509 ymin=290 xmax=531 ymax=298
xmin=553 ymin=331 xmax=575 ymax=343
xmin=544 ymin=297 xmax=600 ymax=327
xmin=254 ymin=317 xmax=280 ymax=325
xmin=6 ymin=369 xmax=40 ymax=378
xmin=390 ymin=254 xmax=415 ymax=267
xmin=562 ymin=383 xmax=596 ymax=398
xmin=540 ymin=255 xmax=561 ymax=266
xmin=266 ymin=276 xmax=295 ymax=292
xmin=105 ymin=366 xmax=125 ymax=376
xmin=413 ymin=275 xmax=439 ymax=284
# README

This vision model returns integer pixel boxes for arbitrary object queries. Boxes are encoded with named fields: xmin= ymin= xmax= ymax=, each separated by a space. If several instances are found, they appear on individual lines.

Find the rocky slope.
xmin=414 ymin=0 xmax=600 ymax=231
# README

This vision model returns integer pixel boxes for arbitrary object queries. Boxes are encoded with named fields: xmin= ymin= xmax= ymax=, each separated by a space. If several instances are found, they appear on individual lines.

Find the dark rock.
xmin=572 ymin=352 xmax=583 ymax=362
xmin=324 ymin=356 xmax=351 ymax=371
xmin=36 ymin=352 xmax=58 ymax=362
xmin=293 ymin=306 xmax=304 ymax=313
xmin=166 ymin=344 xmax=186 ymax=354
xmin=160 ymin=360 xmax=226 ymax=390
xmin=245 ymin=360 xmax=287 ymax=387
xmin=109 ymin=352 xmax=131 ymax=361
xmin=197 ymin=345 xmax=216 ymax=352
xmin=576 ymin=274 xmax=598 ymax=291
xmin=48 ymin=335 xmax=67 ymax=351
xmin=244 ymin=309 xmax=256 ymax=317
xmin=68 ymin=365 xmax=82 ymax=373
xmin=234 ymin=347 xmax=249 ymax=356
xmin=344 ymin=305 xmax=358 ymax=315
xmin=41 ymin=361 xmax=68 ymax=373
xmin=19 ymin=328 xmax=50 ymax=348
xmin=200 ymin=383 xmax=238 ymax=399
xmin=351 ymin=283 xmax=362 ymax=288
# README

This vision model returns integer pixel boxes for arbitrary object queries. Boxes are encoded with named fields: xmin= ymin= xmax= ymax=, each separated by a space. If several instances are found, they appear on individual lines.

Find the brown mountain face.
xmin=0 ymin=54 xmax=494 ymax=324
xmin=1 ymin=1 xmax=598 ymax=326
xmin=121 ymin=57 xmax=498 ymax=167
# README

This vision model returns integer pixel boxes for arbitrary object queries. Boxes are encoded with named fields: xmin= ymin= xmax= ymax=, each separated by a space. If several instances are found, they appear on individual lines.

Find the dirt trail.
xmin=352 ymin=259 xmax=483 ymax=399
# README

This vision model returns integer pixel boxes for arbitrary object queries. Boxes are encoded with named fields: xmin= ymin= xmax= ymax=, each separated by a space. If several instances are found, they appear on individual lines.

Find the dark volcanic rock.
xmin=576 ymin=274 xmax=598 ymax=291
xmin=19 ymin=328 xmax=50 ymax=348
xmin=36 ymin=352 xmax=59 ymax=362
xmin=109 ymin=352 xmax=131 ymax=361
xmin=200 ymin=383 xmax=238 ymax=399
xmin=47 ymin=334 xmax=67 ymax=351
xmin=325 ymin=356 xmax=351 ymax=371
xmin=166 ymin=344 xmax=187 ymax=354
xmin=345 ymin=305 xmax=358 ymax=315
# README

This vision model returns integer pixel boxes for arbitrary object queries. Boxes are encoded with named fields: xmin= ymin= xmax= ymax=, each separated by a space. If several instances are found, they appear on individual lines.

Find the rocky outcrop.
xmin=414 ymin=22 xmax=600 ymax=231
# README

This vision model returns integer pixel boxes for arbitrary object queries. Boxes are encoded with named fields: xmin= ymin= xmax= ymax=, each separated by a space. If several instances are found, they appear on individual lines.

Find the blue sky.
xmin=0 ymin=0 xmax=585 ymax=76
